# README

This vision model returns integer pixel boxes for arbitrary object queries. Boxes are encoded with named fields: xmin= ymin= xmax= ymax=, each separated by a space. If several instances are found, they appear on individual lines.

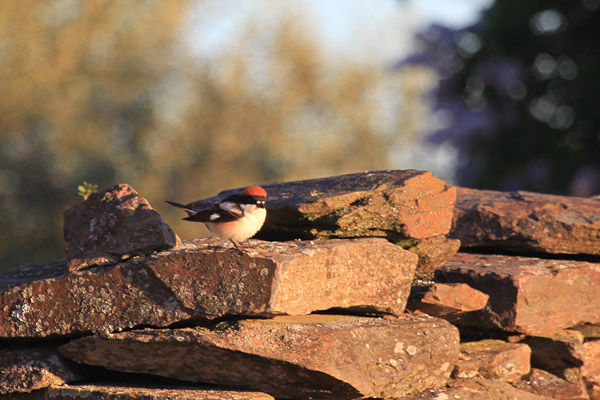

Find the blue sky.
xmin=410 ymin=0 xmax=494 ymax=27
xmin=302 ymin=0 xmax=494 ymax=56
xmin=187 ymin=0 xmax=494 ymax=63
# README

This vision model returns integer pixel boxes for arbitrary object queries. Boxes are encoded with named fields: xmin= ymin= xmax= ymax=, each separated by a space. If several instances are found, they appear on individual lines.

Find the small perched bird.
xmin=166 ymin=186 xmax=267 ymax=249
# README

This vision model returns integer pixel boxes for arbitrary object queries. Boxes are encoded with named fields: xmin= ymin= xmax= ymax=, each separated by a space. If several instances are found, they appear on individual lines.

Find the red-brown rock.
xmin=517 ymin=330 xmax=585 ymax=383
xmin=64 ymin=183 xmax=179 ymax=270
xmin=4 ymin=385 xmax=275 ymax=400
xmin=516 ymin=335 xmax=600 ymax=399
xmin=0 ymin=238 xmax=417 ymax=338
xmin=571 ymin=324 xmax=600 ymax=339
xmin=404 ymin=235 xmax=462 ymax=282
xmin=452 ymin=187 xmax=600 ymax=255
xmin=452 ymin=340 xmax=531 ymax=382
xmin=407 ymin=282 xmax=489 ymax=317
xmin=60 ymin=314 xmax=460 ymax=399
xmin=513 ymin=368 xmax=589 ymax=400
xmin=399 ymin=378 xmax=553 ymax=399
xmin=436 ymin=253 xmax=600 ymax=334
xmin=0 ymin=345 xmax=88 ymax=395
xmin=194 ymin=170 xmax=456 ymax=241
xmin=582 ymin=340 xmax=600 ymax=399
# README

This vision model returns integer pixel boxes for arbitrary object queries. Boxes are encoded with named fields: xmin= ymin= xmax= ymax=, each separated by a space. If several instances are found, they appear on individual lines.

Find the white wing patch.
xmin=219 ymin=201 xmax=237 ymax=211
xmin=219 ymin=201 xmax=243 ymax=217
xmin=210 ymin=213 xmax=221 ymax=221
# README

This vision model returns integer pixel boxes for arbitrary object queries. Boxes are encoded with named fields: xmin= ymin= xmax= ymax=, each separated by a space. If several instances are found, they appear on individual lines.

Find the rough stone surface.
xmin=4 ymin=385 xmax=275 ymax=400
xmin=404 ymin=235 xmax=462 ymax=282
xmin=517 ymin=330 xmax=585 ymax=383
xmin=0 ymin=238 xmax=417 ymax=338
xmin=582 ymin=339 xmax=600 ymax=399
xmin=399 ymin=378 xmax=553 ymax=399
xmin=407 ymin=282 xmax=489 ymax=317
xmin=571 ymin=324 xmax=600 ymax=340
xmin=64 ymin=184 xmax=179 ymax=270
xmin=436 ymin=253 xmax=600 ymax=334
xmin=59 ymin=314 xmax=460 ymax=399
xmin=452 ymin=339 xmax=531 ymax=382
xmin=513 ymin=368 xmax=589 ymax=400
xmin=191 ymin=170 xmax=456 ymax=241
xmin=452 ymin=187 xmax=600 ymax=255
xmin=0 ymin=345 xmax=88 ymax=395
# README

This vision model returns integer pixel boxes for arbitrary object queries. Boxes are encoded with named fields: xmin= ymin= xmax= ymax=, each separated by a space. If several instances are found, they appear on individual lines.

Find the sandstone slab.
xmin=517 ymin=330 xmax=585 ymax=383
xmin=582 ymin=340 xmax=600 ymax=400
xmin=192 ymin=170 xmax=456 ymax=241
xmin=452 ymin=187 xmax=600 ymax=255
xmin=0 ymin=238 xmax=417 ymax=338
xmin=60 ymin=314 xmax=460 ymax=399
xmin=571 ymin=324 xmax=600 ymax=340
xmin=407 ymin=282 xmax=489 ymax=317
xmin=64 ymin=183 xmax=179 ymax=270
xmin=436 ymin=253 xmax=600 ymax=334
xmin=0 ymin=345 xmax=88 ymax=395
xmin=513 ymin=368 xmax=589 ymax=400
xmin=452 ymin=339 xmax=531 ymax=382
xmin=399 ymin=378 xmax=553 ymax=399
xmin=404 ymin=235 xmax=461 ymax=282
xmin=517 ymin=337 xmax=600 ymax=398
xmin=4 ymin=385 xmax=274 ymax=400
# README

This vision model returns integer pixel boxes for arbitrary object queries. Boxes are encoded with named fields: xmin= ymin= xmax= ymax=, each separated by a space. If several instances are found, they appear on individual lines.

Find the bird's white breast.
xmin=205 ymin=206 xmax=266 ymax=243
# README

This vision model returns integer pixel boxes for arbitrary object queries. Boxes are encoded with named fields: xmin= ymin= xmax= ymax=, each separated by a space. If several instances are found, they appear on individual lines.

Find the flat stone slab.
xmin=399 ymin=378 xmax=553 ymax=400
xmin=436 ymin=253 xmax=600 ymax=334
xmin=516 ymin=330 xmax=600 ymax=396
xmin=0 ymin=238 xmax=417 ymax=338
xmin=64 ymin=183 xmax=179 ymax=270
xmin=517 ymin=330 xmax=585 ymax=383
xmin=452 ymin=187 xmax=600 ymax=255
xmin=570 ymin=324 xmax=600 ymax=340
xmin=513 ymin=368 xmax=589 ymax=400
xmin=452 ymin=340 xmax=531 ymax=383
xmin=407 ymin=282 xmax=489 ymax=317
xmin=59 ymin=314 xmax=460 ymax=399
xmin=582 ymin=340 xmax=600 ymax=400
xmin=0 ymin=345 xmax=88 ymax=395
xmin=192 ymin=170 xmax=456 ymax=241
xmin=4 ymin=385 xmax=274 ymax=400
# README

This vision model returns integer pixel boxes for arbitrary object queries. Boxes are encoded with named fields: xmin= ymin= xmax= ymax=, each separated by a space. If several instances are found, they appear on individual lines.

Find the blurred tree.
xmin=0 ymin=0 xmax=188 ymax=270
xmin=403 ymin=0 xmax=600 ymax=195
xmin=0 ymin=1 xmax=428 ymax=272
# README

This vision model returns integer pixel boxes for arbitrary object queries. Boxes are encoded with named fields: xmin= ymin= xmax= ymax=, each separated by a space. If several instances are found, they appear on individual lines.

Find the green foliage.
xmin=77 ymin=182 xmax=98 ymax=200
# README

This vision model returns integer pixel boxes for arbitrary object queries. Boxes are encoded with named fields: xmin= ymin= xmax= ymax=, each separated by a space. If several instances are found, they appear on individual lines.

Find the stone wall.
xmin=1 ymin=170 xmax=599 ymax=399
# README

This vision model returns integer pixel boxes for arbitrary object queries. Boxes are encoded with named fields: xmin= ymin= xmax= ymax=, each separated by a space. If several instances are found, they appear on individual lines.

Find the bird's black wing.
xmin=182 ymin=200 xmax=243 ymax=223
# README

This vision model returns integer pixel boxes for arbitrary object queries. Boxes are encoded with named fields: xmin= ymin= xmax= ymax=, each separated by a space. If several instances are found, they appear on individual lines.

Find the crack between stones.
xmin=457 ymin=246 xmax=600 ymax=263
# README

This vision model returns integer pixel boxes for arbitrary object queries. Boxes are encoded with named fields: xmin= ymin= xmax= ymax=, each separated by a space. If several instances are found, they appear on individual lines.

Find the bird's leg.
xmin=230 ymin=239 xmax=245 ymax=254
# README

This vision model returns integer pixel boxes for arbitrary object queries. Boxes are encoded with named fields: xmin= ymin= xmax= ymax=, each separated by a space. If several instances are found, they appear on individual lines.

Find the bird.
xmin=166 ymin=186 xmax=267 ymax=250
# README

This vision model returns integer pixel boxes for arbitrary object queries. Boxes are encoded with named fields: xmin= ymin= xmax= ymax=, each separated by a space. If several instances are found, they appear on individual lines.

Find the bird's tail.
xmin=165 ymin=200 xmax=194 ymax=213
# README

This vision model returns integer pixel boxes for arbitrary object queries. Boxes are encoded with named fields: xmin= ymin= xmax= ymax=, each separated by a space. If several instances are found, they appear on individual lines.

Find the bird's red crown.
xmin=242 ymin=185 xmax=267 ymax=197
